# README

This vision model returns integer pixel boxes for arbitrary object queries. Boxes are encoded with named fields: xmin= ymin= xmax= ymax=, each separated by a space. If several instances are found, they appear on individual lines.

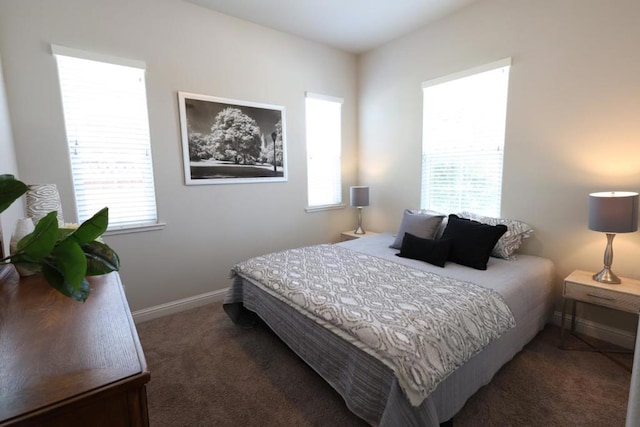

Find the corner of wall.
xmin=0 ymin=53 xmax=25 ymax=255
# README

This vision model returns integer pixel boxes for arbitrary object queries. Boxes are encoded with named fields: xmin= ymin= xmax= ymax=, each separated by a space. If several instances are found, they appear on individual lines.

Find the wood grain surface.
xmin=0 ymin=266 xmax=149 ymax=426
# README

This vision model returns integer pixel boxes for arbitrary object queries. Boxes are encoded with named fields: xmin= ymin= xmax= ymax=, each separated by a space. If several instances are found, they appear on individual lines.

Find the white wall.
xmin=0 ymin=55 xmax=23 ymax=257
xmin=4 ymin=0 xmax=638 ymax=333
xmin=359 ymin=0 xmax=640 ymax=331
xmin=0 ymin=0 xmax=358 ymax=310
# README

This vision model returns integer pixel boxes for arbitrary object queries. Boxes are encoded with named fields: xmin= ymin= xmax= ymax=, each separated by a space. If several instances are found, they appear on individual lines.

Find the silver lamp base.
xmin=593 ymin=267 xmax=621 ymax=284
xmin=593 ymin=233 xmax=621 ymax=284
xmin=353 ymin=207 xmax=366 ymax=235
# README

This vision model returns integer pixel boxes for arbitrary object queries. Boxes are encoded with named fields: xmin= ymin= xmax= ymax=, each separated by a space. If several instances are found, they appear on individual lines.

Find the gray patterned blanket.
xmin=231 ymin=244 xmax=515 ymax=406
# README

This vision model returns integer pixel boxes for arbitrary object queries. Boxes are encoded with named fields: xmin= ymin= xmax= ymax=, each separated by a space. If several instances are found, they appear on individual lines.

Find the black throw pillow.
xmin=396 ymin=232 xmax=452 ymax=268
xmin=440 ymin=214 xmax=508 ymax=270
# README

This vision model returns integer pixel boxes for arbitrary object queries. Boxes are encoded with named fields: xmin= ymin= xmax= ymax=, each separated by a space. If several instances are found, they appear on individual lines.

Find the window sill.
xmin=104 ymin=222 xmax=166 ymax=236
xmin=305 ymin=204 xmax=345 ymax=213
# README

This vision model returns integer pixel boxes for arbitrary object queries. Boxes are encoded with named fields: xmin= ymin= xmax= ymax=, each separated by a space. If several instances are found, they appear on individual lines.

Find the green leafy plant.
xmin=0 ymin=174 xmax=120 ymax=301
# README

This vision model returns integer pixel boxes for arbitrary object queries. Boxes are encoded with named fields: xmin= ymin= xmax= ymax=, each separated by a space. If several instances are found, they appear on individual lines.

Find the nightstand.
xmin=561 ymin=269 xmax=640 ymax=352
xmin=340 ymin=230 xmax=379 ymax=241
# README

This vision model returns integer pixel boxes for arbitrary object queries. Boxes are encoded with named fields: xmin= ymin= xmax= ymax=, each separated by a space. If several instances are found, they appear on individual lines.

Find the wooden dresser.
xmin=0 ymin=266 xmax=150 ymax=426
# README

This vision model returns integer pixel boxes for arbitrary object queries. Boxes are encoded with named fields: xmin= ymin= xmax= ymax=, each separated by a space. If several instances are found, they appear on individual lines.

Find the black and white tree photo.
xmin=178 ymin=92 xmax=287 ymax=185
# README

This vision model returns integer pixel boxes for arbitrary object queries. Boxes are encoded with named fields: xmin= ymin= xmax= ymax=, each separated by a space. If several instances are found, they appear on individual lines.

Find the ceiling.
xmin=186 ymin=0 xmax=478 ymax=54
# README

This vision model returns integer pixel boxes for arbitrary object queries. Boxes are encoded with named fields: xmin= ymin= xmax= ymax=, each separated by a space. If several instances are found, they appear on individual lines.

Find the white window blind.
xmin=305 ymin=93 xmax=343 ymax=208
xmin=53 ymin=46 xmax=158 ymax=230
xmin=421 ymin=58 xmax=511 ymax=217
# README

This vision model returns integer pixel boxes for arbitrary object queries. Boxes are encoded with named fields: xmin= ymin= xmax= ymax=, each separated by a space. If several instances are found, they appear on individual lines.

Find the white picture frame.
xmin=178 ymin=91 xmax=287 ymax=185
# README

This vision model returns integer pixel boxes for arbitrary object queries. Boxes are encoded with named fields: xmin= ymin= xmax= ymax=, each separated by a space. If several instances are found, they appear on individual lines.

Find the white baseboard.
xmin=132 ymin=288 xmax=228 ymax=324
xmin=551 ymin=310 xmax=636 ymax=349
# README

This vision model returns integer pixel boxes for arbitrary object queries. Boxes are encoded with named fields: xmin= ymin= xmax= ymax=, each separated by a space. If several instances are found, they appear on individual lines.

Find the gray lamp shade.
xmin=588 ymin=191 xmax=639 ymax=233
xmin=350 ymin=186 xmax=369 ymax=207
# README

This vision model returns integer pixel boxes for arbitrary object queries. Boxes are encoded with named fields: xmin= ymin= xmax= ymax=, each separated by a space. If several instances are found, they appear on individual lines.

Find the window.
xmin=305 ymin=92 xmax=343 ymax=209
xmin=421 ymin=58 xmax=511 ymax=217
xmin=53 ymin=45 xmax=158 ymax=231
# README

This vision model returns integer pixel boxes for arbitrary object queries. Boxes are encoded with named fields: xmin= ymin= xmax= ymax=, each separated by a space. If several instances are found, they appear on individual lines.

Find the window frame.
xmin=304 ymin=91 xmax=345 ymax=212
xmin=52 ymin=45 xmax=163 ymax=234
xmin=420 ymin=57 xmax=511 ymax=217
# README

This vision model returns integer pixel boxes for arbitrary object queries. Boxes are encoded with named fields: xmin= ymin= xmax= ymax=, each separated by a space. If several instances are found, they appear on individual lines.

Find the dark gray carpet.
xmin=136 ymin=303 xmax=632 ymax=426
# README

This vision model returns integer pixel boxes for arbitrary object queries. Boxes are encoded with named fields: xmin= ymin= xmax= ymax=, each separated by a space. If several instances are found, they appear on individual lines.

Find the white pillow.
xmin=390 ymin=209 xmax=445 ymax=249
xmin=457 ymin=212 xmax=533 ymax=260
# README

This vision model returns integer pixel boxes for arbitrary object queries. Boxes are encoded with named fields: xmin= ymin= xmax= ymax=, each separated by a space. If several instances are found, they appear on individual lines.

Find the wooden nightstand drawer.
xmin=564 ymin=281 xmax=640 ymax=313
xmin=561 ymin=269 xmax=640 ymax=352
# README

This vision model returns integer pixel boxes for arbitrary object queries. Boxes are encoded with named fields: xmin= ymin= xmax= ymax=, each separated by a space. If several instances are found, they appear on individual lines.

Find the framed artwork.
xmin=178 ymin=91 xmax=287 ymax=185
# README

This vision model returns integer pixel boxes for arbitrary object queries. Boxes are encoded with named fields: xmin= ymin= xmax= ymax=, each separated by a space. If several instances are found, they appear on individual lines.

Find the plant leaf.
xmin=51 ymin=239 xmax=87 ymax=293
xmin=41 ymin=263 xmax=69 ymax=295
xmin=73 ymin=278 xmax=91 ymax=302
xmin=83 ymin=240 xmax=120 ymax=275
xmin=7 ymin=255 xmax=42 ymax=274
xmin=0 ymin=176 xmax=29 ymax=214
xmin=69 ymin=207 xmax=109 ymax=244
xmin=57 ymin=228 xmax=75 ymax=240
xmin=16 ymin=212 xmax=59 ymax=261
xmin=42 ymin=263 xmax=90 ymax=302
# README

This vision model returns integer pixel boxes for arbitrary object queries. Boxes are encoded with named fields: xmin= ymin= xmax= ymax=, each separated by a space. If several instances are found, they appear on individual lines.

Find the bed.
xmin=224 ymin=228 xmax=554 ymax=426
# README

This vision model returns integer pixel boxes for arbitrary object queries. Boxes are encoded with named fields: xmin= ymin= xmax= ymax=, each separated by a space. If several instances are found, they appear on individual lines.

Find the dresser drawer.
xmin=564 ymin=281 xmax=640 ymax=313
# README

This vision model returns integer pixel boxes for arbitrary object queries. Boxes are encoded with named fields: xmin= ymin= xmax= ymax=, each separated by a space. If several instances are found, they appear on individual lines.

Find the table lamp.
xmin=588 ymin=191 xmax=639 ymax=284
xmin=350 ymin=186 xmax=369 ymax=235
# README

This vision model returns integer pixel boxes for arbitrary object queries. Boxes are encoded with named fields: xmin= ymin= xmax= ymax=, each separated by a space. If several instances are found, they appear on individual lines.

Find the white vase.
xmin=10 ymin=217 xmax=36 ymax=276
xmin=26 ymin=183 xmax=64 ymax=226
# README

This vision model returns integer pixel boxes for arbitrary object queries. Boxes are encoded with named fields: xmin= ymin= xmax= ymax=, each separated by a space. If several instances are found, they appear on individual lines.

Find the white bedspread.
xmin=225 ymin=233 xmax=555 ymax=425
xmin=232 ymin=243 xmax=515 ymax=406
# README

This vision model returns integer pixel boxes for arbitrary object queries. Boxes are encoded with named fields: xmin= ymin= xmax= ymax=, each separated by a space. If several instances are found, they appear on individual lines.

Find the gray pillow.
xmin=390 ymin=209 xmax=445 ymax=249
